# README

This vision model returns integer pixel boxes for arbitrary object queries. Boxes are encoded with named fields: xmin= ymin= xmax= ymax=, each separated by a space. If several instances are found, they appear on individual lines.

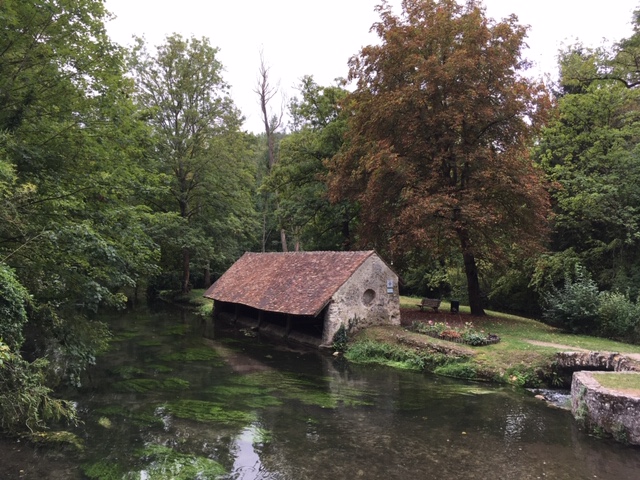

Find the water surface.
xmin=2 ymin=306 xmax=639 ymax=479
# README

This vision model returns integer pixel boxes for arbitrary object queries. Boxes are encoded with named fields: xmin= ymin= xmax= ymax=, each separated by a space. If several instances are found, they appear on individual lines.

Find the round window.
xmin=362 ymin=289 xmax=376 ymax=306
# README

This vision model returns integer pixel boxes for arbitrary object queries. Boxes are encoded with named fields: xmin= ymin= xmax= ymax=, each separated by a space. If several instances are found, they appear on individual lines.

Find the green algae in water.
xmin=147 ymin=364 xmax=173 ymax=373
xmin=236 ymin=371 xmax=376 ymax=408
xmin=161 ymin=347 xmax=221 ymax=362
xmin=136 ymin=444 xmax=226 ymax=480
xmin=28 ymin=430 xmax=84 ymax=452
xmin=97 ymin=417 xmax=112 ymax=428
xmin=113 ymin=377 xmax=190 ymax=393
xmin=160 ymin=323 xmax=191 ymax=336
xmin=137 ymin=339 xmax=164 ymax=347
xmin=251 ymin=426 xmax=273 ymax=446
xmin=163 ymin=399 xmax=256 ymax=425
xmin=113 ymin=378 xmax=163 ymax=393
xmin=95 ymin=405 xmax=164 ymax=428
xmin=111 ymin=365 xmax=146 ymax=379
xmin=110 ymin=327 xmax=141 ymax=342
xmin=82 ymin=459 xmax=126 ymax=480
xmin=206 ymin=384 xmax=283 ymax=409
xmin=162 ymin=377 xmax=190 ymax=389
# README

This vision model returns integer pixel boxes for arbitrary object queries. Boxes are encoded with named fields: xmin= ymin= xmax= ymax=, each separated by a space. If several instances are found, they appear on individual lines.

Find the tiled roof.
xmin=203 ymin=251 xmax=376 ymax=316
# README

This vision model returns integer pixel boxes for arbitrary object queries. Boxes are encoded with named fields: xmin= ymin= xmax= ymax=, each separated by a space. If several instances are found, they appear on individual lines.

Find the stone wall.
xmin=572 ymin=371 xmax=640 ymax=445
xmin=555 ymin=351 xmax=640 ymax=372
xmin=321 ymin=255 xmax=400 ymax=346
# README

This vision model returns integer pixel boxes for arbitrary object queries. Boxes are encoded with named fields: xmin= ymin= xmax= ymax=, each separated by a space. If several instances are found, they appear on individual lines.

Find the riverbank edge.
xmin=346 ymin=325 xmax=557 ymax=387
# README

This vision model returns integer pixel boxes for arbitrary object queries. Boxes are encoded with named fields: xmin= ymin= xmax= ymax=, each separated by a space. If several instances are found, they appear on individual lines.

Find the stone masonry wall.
xmin=572 ymin=371 xmax=640 ymax=445
xmin=321 ymin=255 xmax=400 ymax=346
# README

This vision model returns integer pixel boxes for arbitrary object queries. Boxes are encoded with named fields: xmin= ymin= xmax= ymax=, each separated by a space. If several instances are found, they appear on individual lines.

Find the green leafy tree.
xmin=327 ymin=0 xmax=551 ymax=314
xmin=0 ymin=0 xmax=158 ymax=426
xmin=536 ymin=39 xmax=640 ymax=293
xmin=130 ymin=34 xmax=257 ymax=292
xmin=265 ymin=76 xmax=355 ymax=251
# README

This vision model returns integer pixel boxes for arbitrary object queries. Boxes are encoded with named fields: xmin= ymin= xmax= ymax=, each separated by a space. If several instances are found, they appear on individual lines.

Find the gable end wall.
xmin=322 ymin=255 xmax=400 ymax=345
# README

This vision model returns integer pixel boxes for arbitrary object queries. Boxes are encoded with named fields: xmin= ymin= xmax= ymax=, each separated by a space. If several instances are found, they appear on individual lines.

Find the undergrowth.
xmin=345 ymin=339 xmax=459 ymax=372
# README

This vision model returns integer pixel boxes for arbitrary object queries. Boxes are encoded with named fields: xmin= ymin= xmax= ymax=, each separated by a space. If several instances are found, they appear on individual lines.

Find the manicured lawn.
xmin=592 ymin=373 xmax=640 ymax=395
xmin=398 ymin=295 xmax=640 ymax=386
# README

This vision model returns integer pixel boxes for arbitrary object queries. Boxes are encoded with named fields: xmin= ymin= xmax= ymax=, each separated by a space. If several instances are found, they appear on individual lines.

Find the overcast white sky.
xmin=104 ymin=0 xmax=639 ymax=133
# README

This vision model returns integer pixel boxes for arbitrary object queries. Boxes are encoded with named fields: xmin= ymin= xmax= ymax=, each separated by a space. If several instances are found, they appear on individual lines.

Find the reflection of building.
xmin=204 ymin=251 xmax=400 ymax=347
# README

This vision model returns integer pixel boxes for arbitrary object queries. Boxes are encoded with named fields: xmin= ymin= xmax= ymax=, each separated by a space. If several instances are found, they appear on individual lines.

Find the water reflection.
xmin=1 ymin=306 xmax=639 ymax=480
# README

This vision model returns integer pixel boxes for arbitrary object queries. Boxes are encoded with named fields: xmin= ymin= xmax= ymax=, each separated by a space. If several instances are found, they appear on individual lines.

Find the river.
xmin=1 ymin=305 xmax=639 ymax=479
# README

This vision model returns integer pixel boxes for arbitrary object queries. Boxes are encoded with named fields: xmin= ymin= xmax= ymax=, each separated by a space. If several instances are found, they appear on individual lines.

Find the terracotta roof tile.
xmin=203 ymin=251 xmax=375 ymax=316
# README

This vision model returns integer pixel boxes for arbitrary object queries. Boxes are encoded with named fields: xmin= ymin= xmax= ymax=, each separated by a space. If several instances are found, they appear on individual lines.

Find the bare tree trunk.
xmin=181 ymin=247 xmax=191 ymax=294
xmin=255 ymin=51 xmax=286 ymax=251
xmin=262 ymin=207 xmax=268 ymax=252
xmin=456 ymin=227 xmax=485 ymax=316
xmin=203 ymin=264 xmax=211 ymax=288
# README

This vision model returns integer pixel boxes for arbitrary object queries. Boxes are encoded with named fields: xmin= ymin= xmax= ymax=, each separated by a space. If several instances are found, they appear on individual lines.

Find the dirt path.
xmin=525 ymin=340 xmax=591 ymax=352
xmin=525 ymin=340 xmax=640 ymax=362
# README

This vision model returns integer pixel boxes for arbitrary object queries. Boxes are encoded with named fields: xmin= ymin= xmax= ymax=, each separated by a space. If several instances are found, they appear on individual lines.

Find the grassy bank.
xmin=189 ymin=290 xmax=640 ymax=387
xmin=348 ymin=296 xmax=640 ymax=388
xmin=162 ymin=289 xmax=213 ymax=317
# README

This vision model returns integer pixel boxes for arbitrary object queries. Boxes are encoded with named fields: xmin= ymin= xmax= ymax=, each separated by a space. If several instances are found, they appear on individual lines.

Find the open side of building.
xmin=203 ymin=250 xmax=400 ymax=348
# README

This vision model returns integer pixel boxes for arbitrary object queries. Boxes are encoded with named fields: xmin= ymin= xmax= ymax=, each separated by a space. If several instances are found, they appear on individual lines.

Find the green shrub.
xmin=542 ymin=265 xmax=600 ymax=333
xmin=597 ymin=291 xmax=640 ymax=341
xmin=0 ymin=264 xmax=30 ymax=350
xmin=0 ymin=339 xmax=77 ymax=434
xmin=332 ymin=325 xmax=350 ymax=352
xmin=433 ymin=362 xmax=477 ymax=379
xmin=345 ymin=340 xmax=426 ymax=370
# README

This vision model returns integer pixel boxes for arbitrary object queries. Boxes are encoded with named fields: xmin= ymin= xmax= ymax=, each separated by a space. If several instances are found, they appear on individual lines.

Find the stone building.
xmin=203 ymin=250 xmax=400 ymax=348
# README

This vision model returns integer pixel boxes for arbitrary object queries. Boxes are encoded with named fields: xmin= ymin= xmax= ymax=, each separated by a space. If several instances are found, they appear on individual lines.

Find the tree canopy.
xmin=129 ymin=34 xmax=257 ymax=292
xmin=327 ymin=0 xmax=551 ymax=314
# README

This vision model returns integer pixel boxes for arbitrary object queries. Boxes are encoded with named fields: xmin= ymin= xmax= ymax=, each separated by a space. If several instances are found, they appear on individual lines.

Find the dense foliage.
xmin=4 ymin=0 xmax=640 ymax=435
xmin=327 ymin=0 xmax=551 ymax=315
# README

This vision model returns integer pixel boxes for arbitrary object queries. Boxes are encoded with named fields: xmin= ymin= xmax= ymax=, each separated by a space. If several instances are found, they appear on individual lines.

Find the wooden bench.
xmin=417 ymin=298 xmax=441 ymax=312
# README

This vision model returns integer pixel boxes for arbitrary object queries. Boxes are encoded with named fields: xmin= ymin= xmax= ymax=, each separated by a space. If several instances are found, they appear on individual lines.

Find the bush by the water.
xmin=345 ymin=340 xmax=453 ymax=371
xmin=0 ymin=340 xmax=78 ymax=434
xmin=543 ymin=265 xmax=640 ymax=342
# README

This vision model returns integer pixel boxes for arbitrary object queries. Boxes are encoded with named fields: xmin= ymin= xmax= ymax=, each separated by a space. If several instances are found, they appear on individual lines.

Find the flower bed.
xmin=410 ymin=321 xmax=500 ymax=346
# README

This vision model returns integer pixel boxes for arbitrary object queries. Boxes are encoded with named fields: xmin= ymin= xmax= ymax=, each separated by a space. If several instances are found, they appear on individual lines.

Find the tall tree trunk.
xmin=457 ymin=227 xmax=485 ymax=316
xmin=181 ymin=247 xmax=190 ymax=294
xmin=255 ymin=52 xmax=285 ymax=251
xmin=203 ymin=264 xmax=211 ymax=288
xmin=341 ymin=210 xmax=351 ymax=251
